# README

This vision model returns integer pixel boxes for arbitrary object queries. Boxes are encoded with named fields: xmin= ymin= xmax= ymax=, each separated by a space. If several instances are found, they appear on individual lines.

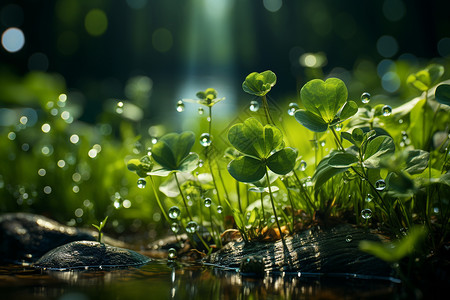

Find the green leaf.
xmin=228 ymin=118 xmax=283 ymax=158
xmin=363 ymin=136 xmax=395 ymax=168
xmin=266 ymin=147 xmax=298 ymax=175
xmin=359 ymin=226 xmax=427 ymax=263
xmin=151 ymin=132 xmax=196 ymax=171
xmin=312 ymin=152 xmax=349 ymax=189
xmin=407 ymin=64 xmax=444 ymax=92
xmin=336 ymin=100 xmax=358 ymax=122
xmin=178 ymin=152 xmax=199 ymax=173
xmin=242 ymin=70 xmax=277 ymax=96
xmin=409 ymin=98 xmax=434 ymax=147
xmin=404 ymin=150 xmax=429 ymax=175
xmin=328 ymin=153 xmax=359 ymax=168
xmin=435 ymin=84 xmax=450 ymax=106
xmin=300 ymin=78 xmax=348 ymax=123
xmin=294 ymin=109 xmax=328 ymax=132
xmin=341 ymin=132 xmax=354 ymax=145
xmin=351 ymin=128 xmax=364 ymax=146
xmin=386 ymin=171 xmax=416 ymax=196
xmin=227 ymin=156 xmax=265 ymax=182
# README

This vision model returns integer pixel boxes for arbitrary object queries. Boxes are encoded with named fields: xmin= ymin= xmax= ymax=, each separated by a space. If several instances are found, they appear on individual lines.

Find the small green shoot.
xmin=92 ymin=216 xmax=108 ymax=244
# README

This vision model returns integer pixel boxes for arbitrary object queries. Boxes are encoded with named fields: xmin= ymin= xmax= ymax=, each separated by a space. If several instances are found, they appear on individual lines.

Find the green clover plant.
xmin=227 ymin=117 xmax=297 ymax=244
xmin=294 ymin=78 xmax=358 ymax=132
xmin=242 ymin=70 xmax=277 ymax=124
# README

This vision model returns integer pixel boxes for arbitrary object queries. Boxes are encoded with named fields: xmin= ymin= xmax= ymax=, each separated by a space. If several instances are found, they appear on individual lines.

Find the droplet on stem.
xmin=199 ymin=133 xmax=212 ymax=147
xmin=361 ymin=208 xmax=372 ymax=220
xmin=186 ymin=221 xmax=198 ymax=234
xmin=168 ymin=248 xmax=177 ymax=260
xmin=375 ymin=179 xmax=386 ymax=191
xmin=137 ymin=178 xmax=146 ymax=189
xmin=204 ymin=198 xmax=212 ymax=208
xmin=168 ymin=206 xmax=181 ymax=220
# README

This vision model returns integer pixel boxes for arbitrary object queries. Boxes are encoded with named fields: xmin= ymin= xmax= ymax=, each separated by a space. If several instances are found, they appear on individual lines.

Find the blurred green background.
xmin=1 ymin=0 xmax=449 ymax=238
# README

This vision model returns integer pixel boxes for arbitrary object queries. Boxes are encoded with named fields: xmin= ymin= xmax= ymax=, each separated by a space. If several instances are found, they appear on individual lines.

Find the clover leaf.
xmin=183 ymin=88 xmax=225 ymax=107
xmin=227 ymin=118 xmax=297 ymax=182
xmin=435 ymin=84 xmax=450 ymax=106
xmin=407 ymin=64 xmax=444 ymax=92
xmin=294 ymin=78 xmax=358 ymax=132
xmin=148 ymin=131 xmax=199 ymax=177
xmin=242 ymin=71 xmax=277 ymax=97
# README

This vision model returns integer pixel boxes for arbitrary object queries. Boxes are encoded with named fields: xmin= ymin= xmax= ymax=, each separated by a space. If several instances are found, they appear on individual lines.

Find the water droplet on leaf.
xmin=199 ymin=133 xmax=212 ymax=147
xmin=335 ymin=123 xmax=342 ymax=131
xmin=365 ymin=194 xmax=373 ymax=202
xmin=382 ymin=105 xmax=392 ymax=116
xmin=287 ymin=102 xmax=299 ymax=116
xmin=198 ymin=107 xmax=204 ymax=115
xmin=217 ymin=205 xmax=223 ymax=214
xmin=361 ymin=92 xmax=371 ymax=104
xmin=168 ymin=206 xmax=181 ymax=220
xmin=249 ymin=100 xmax=260 ymax=112
xmin=345 ymin=235 xmax=353 ymax=242
xmin=176 ymin=100 xmax=185 ymax=112
xmin=137 ymin=178 xmax=146 ymax=189
xmin=186 ymin=221 xmax=198 ymax=234
xmin=375 ymin=179 xmax=386 ymax=191
xmin=204 ymin=198 xmax=212 ymax=207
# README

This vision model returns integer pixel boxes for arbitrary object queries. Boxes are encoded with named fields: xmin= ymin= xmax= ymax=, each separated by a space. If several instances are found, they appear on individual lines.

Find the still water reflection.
xmin=0 ymin=261 xmax=398 ymax=299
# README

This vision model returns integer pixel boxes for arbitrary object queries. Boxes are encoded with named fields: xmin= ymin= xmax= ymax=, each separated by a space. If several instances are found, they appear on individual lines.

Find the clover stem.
xmin=174 ymin=172 xmax=210 ymax=251
xmin=422 ymin=90 xmax=429 ymax=150
xmin=260 ymin=192 xmax=266 ymax=224
xmin=149 ymin=175 xmax=170 ymax=223
xmin=265 ymin=167 xmax=287 ymax=246
xmin=261 ymin=95 xmax=275 ymax=125
xmin=330 ymin=126 xmax=345 ymax=151
xmin=174 ymin=172 xmax=193 ymax=220
xmin=236 ymin=180 xmax=243 ymax=214
xmin=208 ymin=106 xmax=212 ymax=137
xmin=206 ymin=147 xmax=222 ymax=207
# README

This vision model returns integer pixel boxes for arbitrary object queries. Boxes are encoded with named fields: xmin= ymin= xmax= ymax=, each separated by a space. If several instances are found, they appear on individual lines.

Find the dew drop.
xmin=137 ymin=178 xmax=146 ymax=189
xmin=204 ymin=198 xmax=212 ymax=208
xmin=168 ymin=206 xmax=181 ymax=220
xmin=345 ymin=235 xmax=353 ymax=242
xmin=176 ymin=100 xmax=185 ymax=112
xmin=361 ymin=92 xmax=371 ymax=104
xmin=320 ymin=140 xmax=326 ymax=147
xmin=365 ymin=194 xmax=373 ymax=202
xmin=334 ymin=123 xmax=342 ymax=131
xmin=199 ymin=133 xmax=212 ymax=147
xmin=170 ymin=222 xmax=180 ymax=233
xmin=186 ymin=221 xmax=198 ymax=234
xmin=299 ymin=160 xmax=307 ymax=171
xmin=249 ymin=100 xmax=260 ymax=112
xmin=198 ymin=107 xmax=204 ymax=115
xmin=217 ymin=205 xmax=223 ymax=214
xmin=382 ymin=105 xmax=392 ymax=116
xmin=287 ymin=102 xmax=299 ymax=116
xmin=375 ymin=179 xmax=386 ymax=191
xmin=361 ymin=208 xmax=373 ymax=220
xmin=197 ymin=159 xmax=204 ymax=167
xmin=168 ymin=248 xmax=177 ymax=260
xmin=116 ymin=101 xmax=124 ymax=114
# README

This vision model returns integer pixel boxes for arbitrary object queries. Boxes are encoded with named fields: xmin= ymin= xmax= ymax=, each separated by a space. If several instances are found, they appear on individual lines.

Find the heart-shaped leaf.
xmin=300 ymin=78 xmax=348 ymax=123
xmin=435 ymin=84 xmax=450 ymax=106
xmin=242 ymin=70 xmax=277 ymax=96
xmin=227 ymin=156 xmax=266 ymax=182
xmin=151 ymin=131 xmax=197 ymax=173
xmin=266 ymin=147 xmax=298 ymax=175
xmin=363 ymin=136 xmax=395 ymax=168
xmin=294 ymin=109 xmax=328 ymax=132
xmin=228 ymin=118 xmax=283 ymax=158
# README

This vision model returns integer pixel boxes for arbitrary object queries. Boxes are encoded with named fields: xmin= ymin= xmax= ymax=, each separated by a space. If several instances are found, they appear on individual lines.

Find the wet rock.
xmin=205 ymin=224 xmax=392 ymax=276
xmin=34 ymin=241 xmax=150 ymax=270
xmin=0 ymin=213 xmax=124 ymax=263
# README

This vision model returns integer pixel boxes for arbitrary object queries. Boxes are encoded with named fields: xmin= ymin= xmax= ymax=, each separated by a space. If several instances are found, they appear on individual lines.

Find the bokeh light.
xmin=152 ymin=28 xmax=173 ymax=53
xmin=382 ymin=0 xmax=405 ymax=22
xmin=1 ymin=27 xmax=25 ymax=53
xmin=376 ymin=35 xmax=399 ymax=58
xmin=126 ymin=0 xmax=148 ymax=10
xmin=28 ymin=52 xmax=49 ymax=71
xmin=84 ymin=9 xmax=108 ymax=37
xmin=263 ymin=0 xmax=283 ymax=13
xmin=1 ymin=4 xmax=24 ymax=27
